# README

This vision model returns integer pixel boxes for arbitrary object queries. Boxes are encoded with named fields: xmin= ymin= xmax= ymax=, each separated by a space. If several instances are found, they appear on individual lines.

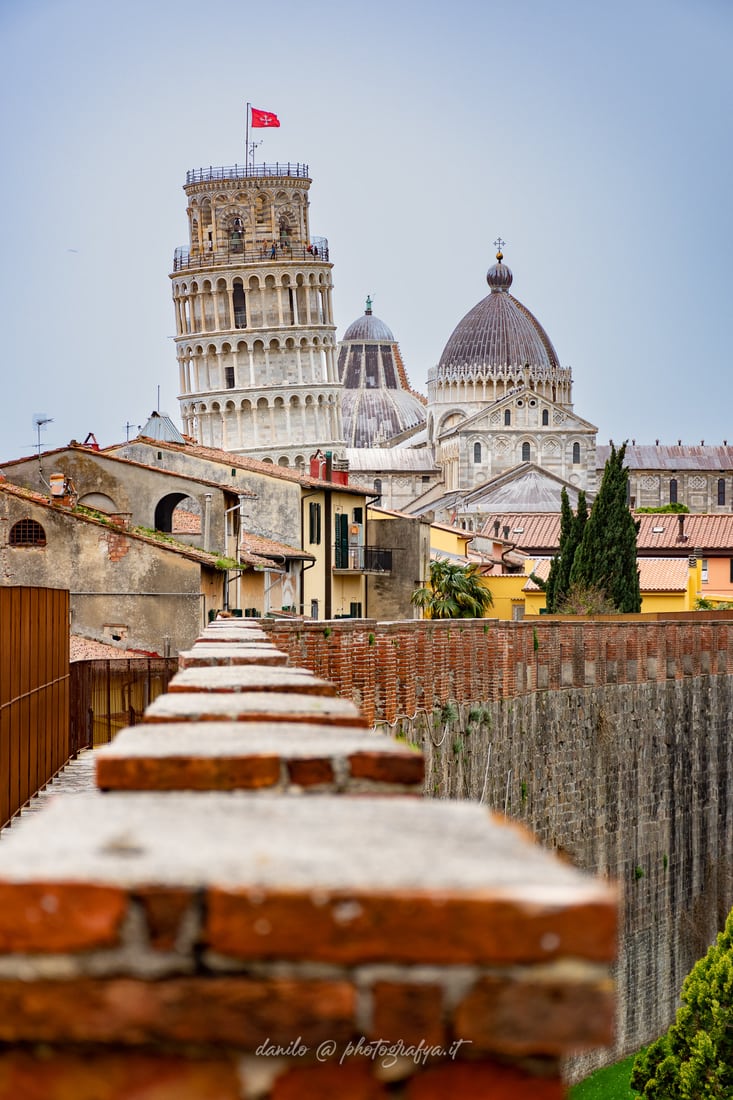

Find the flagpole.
xmin=245 ymin=102 xmax=250 ymax=173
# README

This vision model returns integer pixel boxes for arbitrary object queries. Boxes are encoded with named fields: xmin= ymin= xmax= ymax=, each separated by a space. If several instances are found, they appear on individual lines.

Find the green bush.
xmin=630 ymin=908 xmax=733 ymax=1097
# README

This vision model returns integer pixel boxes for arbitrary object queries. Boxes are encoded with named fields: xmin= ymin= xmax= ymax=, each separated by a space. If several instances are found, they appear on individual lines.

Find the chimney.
xmin=678 ymin=514 xmax=686 ymax=541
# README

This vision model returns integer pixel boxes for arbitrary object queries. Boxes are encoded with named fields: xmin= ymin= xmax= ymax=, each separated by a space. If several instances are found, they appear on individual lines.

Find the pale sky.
xmin=1 ymin=0 xmax=731 ymax=462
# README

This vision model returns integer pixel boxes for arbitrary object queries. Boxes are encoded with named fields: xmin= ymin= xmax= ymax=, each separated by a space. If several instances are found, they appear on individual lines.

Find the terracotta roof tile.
xmin=523 ymin=557 xmax=689 ymax=594
xmin=120 ymin=438 xmax=366 ymax=496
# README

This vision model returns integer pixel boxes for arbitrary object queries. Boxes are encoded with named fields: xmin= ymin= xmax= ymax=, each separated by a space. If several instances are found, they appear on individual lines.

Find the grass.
xmin=569 ymin=1054 xmax=638 ymax=1099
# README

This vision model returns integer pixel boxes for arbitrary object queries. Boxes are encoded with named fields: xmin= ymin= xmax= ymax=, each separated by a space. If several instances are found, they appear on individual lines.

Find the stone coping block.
xmin=167 ymin=666 xmax=335 ymax=695
xmin=142 ymin=692 xmax=368 ymax=727
xmin=194 ymin=629 xmax=270 ymax=644
xmin=94 ymin=725 xmax=424 ymax=793
xmin=0 ymin=794 xmax=616 ymax=966
xmin=178 ymin=645 xmax=288 ymax=668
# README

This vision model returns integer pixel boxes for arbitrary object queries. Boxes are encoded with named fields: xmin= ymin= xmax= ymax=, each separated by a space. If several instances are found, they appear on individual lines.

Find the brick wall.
xmin=0 ymin=618 xmax=616 ymax=1098
xmin=259 ymin=616 xmax=733 ymax=1072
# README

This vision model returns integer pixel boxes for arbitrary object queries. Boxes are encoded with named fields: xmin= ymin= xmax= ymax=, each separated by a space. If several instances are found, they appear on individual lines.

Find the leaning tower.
xmin=170 ymin=160 xmax=344 ymax=467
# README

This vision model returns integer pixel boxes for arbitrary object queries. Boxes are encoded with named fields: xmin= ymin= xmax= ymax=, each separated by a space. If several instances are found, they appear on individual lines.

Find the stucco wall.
xmin=111 ymin=442 xmax=302 ymax=548
xmin=2 ymin=450 xmax=232 ymax=555
xmin=0 ymin=495 xmax=216 ymax=653
xmin=366 ymin=514 xmax=430 ymax=621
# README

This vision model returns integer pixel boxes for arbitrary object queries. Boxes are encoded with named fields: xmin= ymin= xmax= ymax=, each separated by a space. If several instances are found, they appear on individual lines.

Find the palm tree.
xmin=411 ymin=559 xmax=494 ymax=619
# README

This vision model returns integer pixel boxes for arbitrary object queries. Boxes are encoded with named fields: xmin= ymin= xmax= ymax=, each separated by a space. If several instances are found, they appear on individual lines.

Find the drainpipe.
xmin=202 ymin=493 xmax=212 ymax=551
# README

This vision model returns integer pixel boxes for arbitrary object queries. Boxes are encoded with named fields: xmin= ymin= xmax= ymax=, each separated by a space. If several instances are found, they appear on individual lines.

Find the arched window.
xmin=542 ymin=409 xmax=549 ymax=426
xmin=373 ymin=478 xmax=382 ymax=496
xmin=669 ymin=478 xmax=678 ymax=504
xmin=9 ymin=519 xmax=46 ymax=547
xmin=522 ymin=442 xmax=531 ymax=462
xmin=718 ymin=478 xmax=726 ymax=506
xmin=504 ymin=409 xmax=511 ymax=426
xmin=233 ymin=283 xmax=246 ymax=328
xmin=473 ymin=442 xmax=481 ymax=463
xmin=572 ymin=442 xmax=581 ymax=464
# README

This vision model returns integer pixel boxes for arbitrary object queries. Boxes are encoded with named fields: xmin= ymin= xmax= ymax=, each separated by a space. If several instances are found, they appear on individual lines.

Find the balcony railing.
xmin=186 ymin=163 xmax=310 ymax=185
xmin=173 ymin=237 xmax=330 ymax=272
xmin=333 ymin=546 xmax=393 ymax=574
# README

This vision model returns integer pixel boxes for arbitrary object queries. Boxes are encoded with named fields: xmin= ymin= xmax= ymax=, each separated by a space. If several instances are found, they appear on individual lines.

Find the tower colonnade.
xmin=170 ymin=164 xmax=344 ymax=464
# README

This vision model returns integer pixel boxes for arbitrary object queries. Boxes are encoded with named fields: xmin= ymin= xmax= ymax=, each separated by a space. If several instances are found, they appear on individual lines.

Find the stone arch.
xmin=78 ymin=492 xmax=118 ymax=513
xmin=436 ymin=409 xmax=466 ymax=437
xmin=154 ymin=492 xmax=191 ymax=533
xmin=9 ymin=519 xmax=46 ymax=547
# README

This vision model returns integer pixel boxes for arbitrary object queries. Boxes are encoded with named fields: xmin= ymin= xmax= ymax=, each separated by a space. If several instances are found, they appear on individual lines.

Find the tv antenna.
xmin=32 ymin=413 xmax=54 ymax=457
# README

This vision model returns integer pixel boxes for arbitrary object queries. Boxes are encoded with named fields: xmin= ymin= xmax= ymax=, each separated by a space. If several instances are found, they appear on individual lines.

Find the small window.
xmin=572 ymin=442 xmax=580 ymax=464
xmin=373 ymin=478 xmax=382 ymax=495
xmin=308 ymin=501 xmax=321 ymax=544
xmin=729 ymin=559 xmax=733 ymax=584
xmin=504 ymin=409 xmax=511 ymax=426
xmin=225 ymin=366 xmax=235 ymax=389
xmin=9 ymin=519 xmax=46 ymax=547
xmin=670 ymin=478 xmax=678 ymax=505
xmin=352 ymin=507 xmax=363 ymax=524
xmin=473 ymin=442 xmax=481 ymax=463
xmin=542 ymin=409 xmax=549 ymax=426
xmin=702 ymin=559 xmax=708 ymax=583
xmin=718 ymin=478 xmax=726 ymax=506
xmin=522 ymin=442 xmax=530 ymax=462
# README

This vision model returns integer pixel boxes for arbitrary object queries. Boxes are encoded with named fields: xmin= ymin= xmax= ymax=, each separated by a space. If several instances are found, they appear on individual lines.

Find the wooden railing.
xmin=0 ymin=587 xmax=69 ymax=826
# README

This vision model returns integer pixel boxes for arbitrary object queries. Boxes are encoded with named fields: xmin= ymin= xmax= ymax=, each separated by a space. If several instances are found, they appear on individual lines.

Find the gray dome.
xmin=341 ymin=388 xmax=426 ymax=447
xmin=338 ymin=297 xmax=426 ymax=448
xmin=437 ymin=252 xmax=560 ymax=376
xmin=342 ymin=300 xmax=395 ymax=342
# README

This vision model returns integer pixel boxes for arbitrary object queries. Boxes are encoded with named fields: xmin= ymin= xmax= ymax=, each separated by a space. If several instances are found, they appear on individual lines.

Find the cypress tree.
xmin=546 ymin=488 xmax=588 ymax=612
xmin=569 ymin=442 xmax=641 ymax=612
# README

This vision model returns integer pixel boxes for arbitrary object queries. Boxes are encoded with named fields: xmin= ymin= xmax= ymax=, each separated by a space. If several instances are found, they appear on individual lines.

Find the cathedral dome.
xmin=342 ymin=306 xmax=395 ymax=343
xmin=437 ymin=250 xmax=560 ymax=376
xmin=338 ymin=298 xmax=426 ymax=448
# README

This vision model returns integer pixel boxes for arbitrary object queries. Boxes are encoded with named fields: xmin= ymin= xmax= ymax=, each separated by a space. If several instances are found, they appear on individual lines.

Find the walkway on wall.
xmin=0 ymin=617 xmax=616 ymax=1098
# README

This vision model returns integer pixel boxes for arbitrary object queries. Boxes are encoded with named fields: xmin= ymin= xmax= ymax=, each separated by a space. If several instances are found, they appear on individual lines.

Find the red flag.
xmin=251 ymin=107 xmax=280 ymax=128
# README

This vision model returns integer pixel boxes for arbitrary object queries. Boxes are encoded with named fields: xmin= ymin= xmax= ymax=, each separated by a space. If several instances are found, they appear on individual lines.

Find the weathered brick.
xmin=287 ymin=757 xmax=335 ymax=787
xmin=370 ymin=981 xmax=445 ymax=1046
xmin=0 ymin=977 xmax=355 ymax=1046
xmin=96 ymin=753 xmax=281 ymax=791
xmin=207 ymin=889 xmax=616 ymax=964
xmin=0 ymin=883 xmax=126 ymax=953
xmin=348 ymin=751 xmax=424 ymax=786
xmin=0 ymin=1051 xmax=241 ymax=1100
xmin=404 ymin=1060 xmax=565 ymax=1099
xmin=134 ymin=887 xmax=196 ymax=951
xmin=271 ymin=1062 xmax=386 ymax=1099
xmin=453 ymin=973 xmax=616 ymax=1054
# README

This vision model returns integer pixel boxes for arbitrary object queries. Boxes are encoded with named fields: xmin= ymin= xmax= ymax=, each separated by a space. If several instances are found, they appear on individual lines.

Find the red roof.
xmin=481 ymin=512 xmax=733 ymax=556
xmin=523 ymin=557 xmax=689 ymax=593
xmin=112 ymin=438 xmax=366 ymax=496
